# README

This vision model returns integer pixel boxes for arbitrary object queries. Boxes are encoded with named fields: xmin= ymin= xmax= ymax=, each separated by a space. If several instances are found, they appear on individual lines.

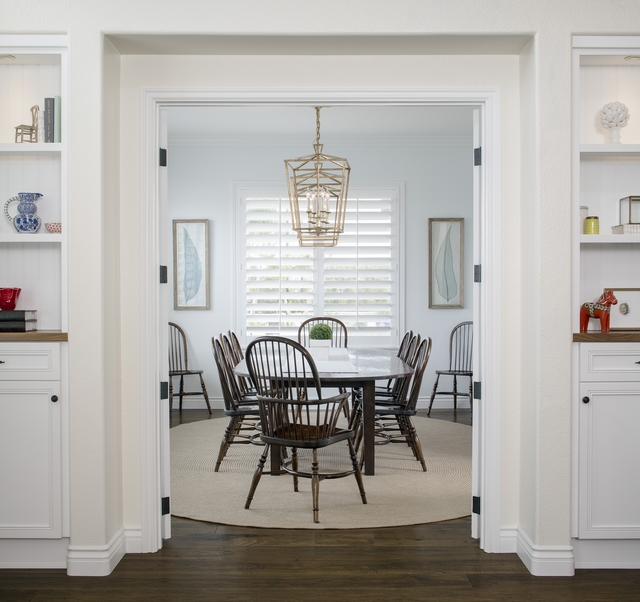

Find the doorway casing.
xmin=139 ymin=86 xmax=501 ymax=554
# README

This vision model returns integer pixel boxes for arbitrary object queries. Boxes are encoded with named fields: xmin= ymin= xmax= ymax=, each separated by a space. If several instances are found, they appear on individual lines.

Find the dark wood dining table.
xmin=235 ymin=347 xmax=414 ymax=476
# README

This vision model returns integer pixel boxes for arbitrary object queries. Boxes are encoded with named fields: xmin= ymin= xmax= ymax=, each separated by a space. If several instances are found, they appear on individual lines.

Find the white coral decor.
xmin=600 ymin=101 xmax=630 ymax=143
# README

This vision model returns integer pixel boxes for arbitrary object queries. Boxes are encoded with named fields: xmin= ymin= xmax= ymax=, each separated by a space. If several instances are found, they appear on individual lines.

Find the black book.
xmin=44 ymin=97 xmax=54 ymax=143
xmin=0 ymin=310 xmax=37 ymax=322
xmin=0 ymin=320 xmax=37 ymax=332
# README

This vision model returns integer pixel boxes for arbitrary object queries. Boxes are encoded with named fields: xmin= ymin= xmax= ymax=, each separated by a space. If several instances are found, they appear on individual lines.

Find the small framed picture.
xmin=429 ymin=218 xmax=464 ymax=309
xmin=604 ymin=288 xmax=640 ymax=331
xmin=173 ymin=219 xmax=209 ymax=310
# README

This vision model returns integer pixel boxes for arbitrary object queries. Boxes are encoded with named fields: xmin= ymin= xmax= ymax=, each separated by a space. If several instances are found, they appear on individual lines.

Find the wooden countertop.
xmin=573 ymin=332 xmax=640 ymax=343
xmin=0 ymin=331 xmax=68 ymax=342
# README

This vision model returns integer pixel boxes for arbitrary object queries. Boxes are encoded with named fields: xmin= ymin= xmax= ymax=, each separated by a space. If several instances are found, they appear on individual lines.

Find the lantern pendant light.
xmin=284 ymin=107 xmax=351 ymax=247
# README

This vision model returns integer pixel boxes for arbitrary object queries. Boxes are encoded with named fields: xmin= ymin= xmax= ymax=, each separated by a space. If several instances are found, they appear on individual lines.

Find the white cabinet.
xmin=573 ymin=38 xmax=640 ymax=567
xmin=0 ymin=343 xmax=63 ymax=539
xmin=578 ymin=344 xmax=640 ymax=539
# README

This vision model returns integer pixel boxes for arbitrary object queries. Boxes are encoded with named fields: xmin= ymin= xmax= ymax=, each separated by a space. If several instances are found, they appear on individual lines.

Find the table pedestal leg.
xmin=362 ymin=380 xmax=375 ymax=475
xmin=270 ymin=444 xmax=283 ymax=475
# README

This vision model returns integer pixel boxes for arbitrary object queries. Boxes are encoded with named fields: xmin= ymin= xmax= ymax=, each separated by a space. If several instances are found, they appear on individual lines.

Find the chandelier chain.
xmin=314 ymin=107 xmax=321 ymax=146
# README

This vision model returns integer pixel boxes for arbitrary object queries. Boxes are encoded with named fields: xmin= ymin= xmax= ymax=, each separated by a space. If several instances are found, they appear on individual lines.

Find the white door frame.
xmin=139 ymin=87 xmax=502 ymax=554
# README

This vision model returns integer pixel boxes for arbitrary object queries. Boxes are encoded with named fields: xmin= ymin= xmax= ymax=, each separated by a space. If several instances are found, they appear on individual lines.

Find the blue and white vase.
xmin=4 ymin=192 xmax=42 ymax=233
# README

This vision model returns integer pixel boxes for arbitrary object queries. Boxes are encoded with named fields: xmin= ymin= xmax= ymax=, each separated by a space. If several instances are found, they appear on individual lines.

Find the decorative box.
xmin=612 ymin=223 xmax=640 ymax=234
xmin=619 ymin=196 xmax=640 ymax=225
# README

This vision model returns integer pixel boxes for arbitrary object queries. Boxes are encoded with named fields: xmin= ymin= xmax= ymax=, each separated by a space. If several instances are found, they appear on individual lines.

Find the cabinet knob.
xmin=582 ymin=396 xmax=590 ymax=404
xmin=51 ymin=395 xmax=58 ymax=403
xmin=0 ymin=360 xmax=4 ymax=364
xmin=636 ymin=361 xmax=640 ymax=364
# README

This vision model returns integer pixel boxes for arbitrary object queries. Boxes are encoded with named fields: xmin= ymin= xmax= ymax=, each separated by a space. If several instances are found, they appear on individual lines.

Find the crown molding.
xmin=168 ymin=133 xmax=472 ymax=147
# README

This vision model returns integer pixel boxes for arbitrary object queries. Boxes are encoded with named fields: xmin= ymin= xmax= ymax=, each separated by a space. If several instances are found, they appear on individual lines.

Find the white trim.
xmin=125 ymin=527 xmax=143 ymax=554
xmin=500 ymin=526 xmax=519 ymax=553
xmin=573 ymin=538 xmax=640 ymax=569
xmin=516 ymin=528 xmax=575 ymax=577
xmin=0 ymin=538 xmax=69 ymax=569
xmin=168 ymin=133 xmax=473 ymax=147
xmin=141 ymin=86 xmax=501 ymax=556
xmin=66 ymin=527 xmax=127 ymax=577
xmin=573 ymin=35 xmax=640 ymax=49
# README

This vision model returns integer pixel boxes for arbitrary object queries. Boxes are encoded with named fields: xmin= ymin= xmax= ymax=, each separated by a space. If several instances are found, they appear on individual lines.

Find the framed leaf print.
xmin=173 ymin=219 xmax=209 ymax=310
xmin=429 ymin=218 xmax=464 ymax=309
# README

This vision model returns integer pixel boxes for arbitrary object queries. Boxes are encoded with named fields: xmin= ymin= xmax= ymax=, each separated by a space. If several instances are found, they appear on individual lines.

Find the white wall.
xmin=166 ymin=136 xmax=474 ymax=406
xmin=5 ymin=0 xmax=640 ymax=575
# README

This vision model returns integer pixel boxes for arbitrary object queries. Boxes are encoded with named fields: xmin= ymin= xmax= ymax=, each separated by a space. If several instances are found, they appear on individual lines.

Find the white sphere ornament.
xmin=600 ymin=101 xmax=630 ymax=143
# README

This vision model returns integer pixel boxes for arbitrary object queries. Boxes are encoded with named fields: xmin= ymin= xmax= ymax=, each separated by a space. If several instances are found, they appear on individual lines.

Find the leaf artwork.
xmin=435 ymin=226 xmax=458 ymax=302
xmin=182 ymin=228 xmax=203 ymax=303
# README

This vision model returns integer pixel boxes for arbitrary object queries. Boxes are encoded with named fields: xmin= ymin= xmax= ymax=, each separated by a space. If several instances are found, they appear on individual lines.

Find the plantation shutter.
xmin=239 ymin=185 xmax=400 ymax=346
xmin=244 ymin=195 xmax=315 ymax=339
xmin=323 ymin=193 xmax=396 ymax=345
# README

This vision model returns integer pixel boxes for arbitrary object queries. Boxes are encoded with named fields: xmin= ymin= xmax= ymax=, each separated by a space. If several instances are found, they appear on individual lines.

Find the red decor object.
xmin=580 ymin=290 xmax=618 ymax=333
xmin=0 ymin=288 xmax=21 ymax=311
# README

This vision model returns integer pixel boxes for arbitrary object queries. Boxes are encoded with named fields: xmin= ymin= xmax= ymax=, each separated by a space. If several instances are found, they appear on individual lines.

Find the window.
xmin=236 ymin=183 xmax=403 ymax=347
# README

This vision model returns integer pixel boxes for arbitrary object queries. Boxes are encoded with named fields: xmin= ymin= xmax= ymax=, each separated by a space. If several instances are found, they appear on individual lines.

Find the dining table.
xmin=235 ymin=347 xmax=414 ymax=476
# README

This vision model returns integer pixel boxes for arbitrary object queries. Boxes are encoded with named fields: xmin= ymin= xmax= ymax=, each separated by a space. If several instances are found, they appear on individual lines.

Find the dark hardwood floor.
xmin=3 ymin=408 xmax=639 ymax=601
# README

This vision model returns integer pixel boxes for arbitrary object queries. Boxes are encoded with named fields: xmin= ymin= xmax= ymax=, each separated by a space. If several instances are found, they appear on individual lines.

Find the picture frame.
xmin=173 ymin=219 xmax=209 ymax=310
xmin=429 ymin=218 xmax=464 ymax=309
xmin=604 ymin=288 xmax=640 ymax=331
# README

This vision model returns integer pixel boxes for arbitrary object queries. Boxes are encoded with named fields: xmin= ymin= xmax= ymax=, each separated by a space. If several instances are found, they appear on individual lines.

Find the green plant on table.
xmin=309 ymin=323 xmax=333 ymax=340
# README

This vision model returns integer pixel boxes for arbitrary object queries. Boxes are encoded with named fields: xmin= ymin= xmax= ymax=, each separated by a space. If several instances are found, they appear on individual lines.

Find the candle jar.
xmin=585 ymin=216 xmax=599 ymax=235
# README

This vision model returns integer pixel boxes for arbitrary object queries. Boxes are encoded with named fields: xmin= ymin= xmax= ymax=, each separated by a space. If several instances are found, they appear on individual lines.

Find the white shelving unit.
xmin=572 ymin=36 xmax=640 ymax=570
xmin=0 ymin=36 xmax=67 ymax=334
xmin=0 ymin=35 xmax=69 ymax=569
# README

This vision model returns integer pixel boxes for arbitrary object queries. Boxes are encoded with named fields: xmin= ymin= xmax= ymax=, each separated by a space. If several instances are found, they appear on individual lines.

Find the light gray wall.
xmin=167 ymin=137 xmax=473 ymax=407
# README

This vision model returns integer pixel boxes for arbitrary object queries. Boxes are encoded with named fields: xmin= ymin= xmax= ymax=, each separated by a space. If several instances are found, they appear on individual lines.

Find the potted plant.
xmin=308 ymin=323 xmax=332 ymax=361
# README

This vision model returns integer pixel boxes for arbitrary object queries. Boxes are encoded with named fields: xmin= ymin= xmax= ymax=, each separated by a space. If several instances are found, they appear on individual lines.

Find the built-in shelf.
xmin=0 ymin=233 xmax=62 ymax=243
xmin=580 ymin=144 xmax=640 ymax=157
xmin=573 ymin=331 xmax=640 ymax=343
xmin=580 ymin=234 xmax=640 ymax=244
xmin=0 ymin=143 xmax=62 ymax=155
xmin=0 ymin=331 xmax=67 ymax=342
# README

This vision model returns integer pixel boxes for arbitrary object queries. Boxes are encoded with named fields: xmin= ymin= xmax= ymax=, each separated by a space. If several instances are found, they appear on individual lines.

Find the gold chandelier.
xmin=284 ymin=107 xmax=351 ymax=247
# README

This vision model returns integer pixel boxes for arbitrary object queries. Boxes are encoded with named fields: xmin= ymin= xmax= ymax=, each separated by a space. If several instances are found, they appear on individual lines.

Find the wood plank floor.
xmin=3 ymin=409 xmax=640 ymax=601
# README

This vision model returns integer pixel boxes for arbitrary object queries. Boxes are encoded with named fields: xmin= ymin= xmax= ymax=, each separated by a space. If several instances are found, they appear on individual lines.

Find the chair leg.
xmin=245 ymin=444 xmax=269 ymax=510
xmin=311 ymin=449 xmax=320 ymax=523
xmin=215 ymin=416 xmax=239 ymax=472
xmin=292 ymin=447 xmax=299 ymax=492
xmin=199 ymin=373 xmax=212 ymax=414
xmin=452 ymin=375 xmax=458 ymax=412
xmin=178 ymin=375 xmax=185 ymax=410
xmin=427 ymin=375 xmax=440 ymax=416
xmin=348 ymin=439 xmax=367 ymax=505
xmin=406 ymin=416 xmax=427 ymax=472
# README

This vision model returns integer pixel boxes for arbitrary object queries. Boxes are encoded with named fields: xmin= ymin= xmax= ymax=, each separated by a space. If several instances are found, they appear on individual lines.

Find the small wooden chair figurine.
xmin=15 ymin=105 xmax=39 ymax=143
xmin=580 ymin=290 xmax=618 ymax=333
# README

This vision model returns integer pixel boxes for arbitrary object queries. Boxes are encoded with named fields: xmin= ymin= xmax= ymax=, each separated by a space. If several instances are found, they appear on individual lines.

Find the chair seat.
xmin=435 ymin=369 xmax=472 ymax=376
xmin=263 ymin=425 xmax=353 ymax=449
xmin=169 ymin=369 xmax=203 ymax=376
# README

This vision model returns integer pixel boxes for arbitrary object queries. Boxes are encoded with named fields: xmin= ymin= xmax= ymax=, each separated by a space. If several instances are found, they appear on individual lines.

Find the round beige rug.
xmin=171 ymin=416 xmax=471 ymax=529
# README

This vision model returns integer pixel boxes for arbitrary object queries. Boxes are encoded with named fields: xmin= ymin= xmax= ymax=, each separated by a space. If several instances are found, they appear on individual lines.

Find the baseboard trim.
xmin=516 ymin=528 xmax=575 ymax=576
xmin=573 ymin=538 xmax=640 ymax=569
xmin=67 ymin=527 xmax=127 ymax=576
xmin=500 ymin=526 xmax=518 ymax=553
xmin=125 ymin=526 xmax=143 ymax=553
xmin=0 ymin=537 xmax=70 ymax=568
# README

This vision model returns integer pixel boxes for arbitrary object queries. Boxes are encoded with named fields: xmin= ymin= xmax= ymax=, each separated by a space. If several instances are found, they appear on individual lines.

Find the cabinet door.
xmin=578 ymin=382 xmax=640 ymax=539
xmin=0 ymin=380 xmax=61 ymax=538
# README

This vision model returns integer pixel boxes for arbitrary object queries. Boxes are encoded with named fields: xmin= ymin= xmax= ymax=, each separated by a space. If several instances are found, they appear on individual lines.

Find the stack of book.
xmin=0 ymin=310 xmax=37 ymax=332
xmin=43 ymin=96 xmax=62 ymax=143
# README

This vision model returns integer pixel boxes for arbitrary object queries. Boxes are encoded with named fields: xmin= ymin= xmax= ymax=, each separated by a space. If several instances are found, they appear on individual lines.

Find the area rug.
xmin=171 ymin=416 xmax=471 ymax=529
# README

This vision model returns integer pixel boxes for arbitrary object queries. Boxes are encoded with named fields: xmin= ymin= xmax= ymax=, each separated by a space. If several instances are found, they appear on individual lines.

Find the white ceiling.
xmin=167 ymin=105 xmax=474 ymax=140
